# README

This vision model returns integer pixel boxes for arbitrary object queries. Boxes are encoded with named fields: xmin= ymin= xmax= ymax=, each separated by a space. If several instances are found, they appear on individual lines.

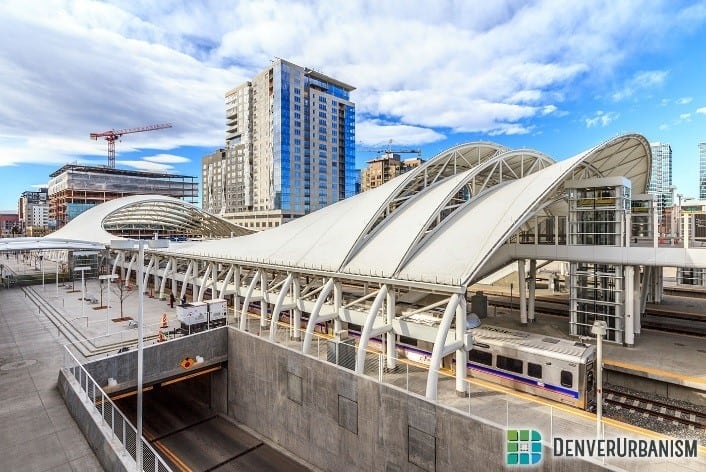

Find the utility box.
xmin=205 ymin=298 xmax=228 ymax=327
xmin=176 ymin=301 xmax=207 ymax=329
xmin=470 ymin=291 xmax=488 ymax=319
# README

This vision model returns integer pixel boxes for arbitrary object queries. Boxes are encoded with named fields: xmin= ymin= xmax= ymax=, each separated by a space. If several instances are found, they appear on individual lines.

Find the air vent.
xmin=542 ymin=337 xmax=560 ymax=344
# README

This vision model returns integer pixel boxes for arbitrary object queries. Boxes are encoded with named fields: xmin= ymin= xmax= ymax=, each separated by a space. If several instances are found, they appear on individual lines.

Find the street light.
xmin=99 ymin=274 xmax=118 ymax=335
xmin=591 ymin=320 xmax=608 ymax=439
xmin=74 ymin=266 xmax=90 ymax=318
xmin=40 ymin=254 xmax=44 ymax=290
xmin=110 ymin=238 xmax=168 ymax=472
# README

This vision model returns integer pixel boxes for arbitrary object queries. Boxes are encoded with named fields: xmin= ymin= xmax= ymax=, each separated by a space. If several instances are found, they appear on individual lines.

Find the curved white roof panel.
xmin=48 ymin=195 xmax=249 ymax=246
xmin=17 ymin=135 xmax=650 ymax=290
xmin=157 ymin=134 xmax=650 ymax=289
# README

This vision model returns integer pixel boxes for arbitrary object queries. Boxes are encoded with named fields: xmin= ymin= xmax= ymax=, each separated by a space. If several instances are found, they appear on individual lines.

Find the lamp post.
xmin=56 ymin=257 xmax=59 ymax=295
xmin=110 ymin=238 xmax=168 ymax=471
xmin=40 ymin=254 xmax=44 ymax=290
xmin=74 ymin=266 xmax=90 ymax=318
xmin=591 ymin=320 xmax=608 ymax=439
xmin=99 ymin=274 xmax=118 ymax=335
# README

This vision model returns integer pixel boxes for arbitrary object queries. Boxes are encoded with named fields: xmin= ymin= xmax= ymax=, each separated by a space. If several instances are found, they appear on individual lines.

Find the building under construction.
xmin=47 ymin=164 xmax=198 ymax=228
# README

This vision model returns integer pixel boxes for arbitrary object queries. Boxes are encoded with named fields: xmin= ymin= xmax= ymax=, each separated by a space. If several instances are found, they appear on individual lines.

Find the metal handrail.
xmin=63 ymin=346 xmax=172 ymax=472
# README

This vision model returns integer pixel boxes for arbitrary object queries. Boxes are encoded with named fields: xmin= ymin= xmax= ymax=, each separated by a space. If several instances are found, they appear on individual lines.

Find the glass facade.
xmin=648 ymin=142 xmax=672 ymax=222
xmin=699 ymin=142 xmax=706 ymax=199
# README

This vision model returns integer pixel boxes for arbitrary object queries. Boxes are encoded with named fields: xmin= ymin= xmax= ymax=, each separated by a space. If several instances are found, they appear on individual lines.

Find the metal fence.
xmin=63 ymin=347 xmax=172 ymax=472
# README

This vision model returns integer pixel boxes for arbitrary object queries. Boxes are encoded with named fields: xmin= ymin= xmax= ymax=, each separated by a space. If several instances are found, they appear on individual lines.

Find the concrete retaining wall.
xmin=226 ymin=329 xmax=605 ymax=472
xmin=83 ymin=327 xmax=228 ymax=392
xmin=57 ymin=369 xmax=133 ymax=472
xmin=606 ymin=369 xmax=706 ymax=405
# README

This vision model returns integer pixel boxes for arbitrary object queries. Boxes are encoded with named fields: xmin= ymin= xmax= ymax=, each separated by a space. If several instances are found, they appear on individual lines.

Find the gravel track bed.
xmin=604 ymin=383 xmax=706 ymax=446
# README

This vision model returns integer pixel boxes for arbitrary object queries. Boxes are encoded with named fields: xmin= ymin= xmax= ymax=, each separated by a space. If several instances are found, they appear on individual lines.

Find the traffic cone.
xmin=160 ymin=313 xmax=168 ymax=328
xmin=158 ymin=331 xmax=166 ymax=343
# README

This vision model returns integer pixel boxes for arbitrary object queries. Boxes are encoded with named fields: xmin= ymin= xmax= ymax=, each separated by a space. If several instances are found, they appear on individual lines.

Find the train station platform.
xmin=472 ymin=284 xmax=706 ymax=402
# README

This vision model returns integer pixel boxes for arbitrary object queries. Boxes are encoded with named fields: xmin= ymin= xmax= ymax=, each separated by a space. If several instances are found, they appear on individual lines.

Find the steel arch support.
xmin=355 ymin=286 xmax=388 ymax=374
xmin=197 ymin=263 xmax=212 ymax=301
xmin=302 ymin=278 xmax=335 ymax=355
xmin=158 ymin=258 xmax=172 ymax=299
xmin=259 ymin=271 xmax=269 ymax=327
xmin=142 ymin=255 xmax=156 ymax=293
xmin=292 ymin=276 xmax=302 ymax=340
xmin=125 ymin=253 xmax=137 ymax=286
xmin=179 ymin=261 xmax=194 ymax=301
xmin=219 ymin=265 xmax=234 ymax=299
xmin=269 ymin=273 xmax=293 ymax=341
xmin=455 ymin=296 xmax=468 ymax=396
xmin=239 ymin=270 xmax=261 ymax=331
xmin=425 ymin=293 xmax=461 ymax=400
xmin=111 ymin=251 xmax=122 ymax=276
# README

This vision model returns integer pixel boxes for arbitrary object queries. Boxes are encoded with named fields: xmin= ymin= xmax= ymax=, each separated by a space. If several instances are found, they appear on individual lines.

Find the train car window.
xmin=399 ymin=335 xmax=417 ymax=346
xmin=527 ymin=363 xmax=542 ymax=379
xmin=496 ymin=355 xmax=523 ymax=374
xmin=469 ymin=349 xmax=492 ymax=366
xmin=560 ymin=370 xmax=573 ymax=388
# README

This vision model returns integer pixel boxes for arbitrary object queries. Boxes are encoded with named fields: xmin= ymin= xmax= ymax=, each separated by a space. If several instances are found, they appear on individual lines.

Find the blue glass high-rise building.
xmin=648 ymin=142 xmax=672 ymax=221
xmin=203 ymin=59 xmax=356 ymax=230
xmin=699 ymin=142 xmax=706 ymax=199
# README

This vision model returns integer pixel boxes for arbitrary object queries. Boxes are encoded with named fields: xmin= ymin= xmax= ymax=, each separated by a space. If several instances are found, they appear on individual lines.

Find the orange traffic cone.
xmin=160 ymin=313 xmax=168 ymax=329
xmin=158 ymin=331 xmax=166 ymax=343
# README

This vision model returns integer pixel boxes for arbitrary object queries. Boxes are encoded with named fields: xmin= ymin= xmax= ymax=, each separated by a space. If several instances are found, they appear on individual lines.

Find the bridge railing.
xmin=62 ymin=346 xmax=172 ymax=472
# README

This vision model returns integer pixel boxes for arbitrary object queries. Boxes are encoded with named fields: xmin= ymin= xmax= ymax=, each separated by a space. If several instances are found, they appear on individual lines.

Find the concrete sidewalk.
xmin=0 ymin=288 xmax=102 ymax=471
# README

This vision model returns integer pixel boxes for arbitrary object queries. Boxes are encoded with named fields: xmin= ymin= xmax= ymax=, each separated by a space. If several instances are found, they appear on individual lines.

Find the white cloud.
xmin=0 ymin=0 xmax=699 ymax=167
xmin=659 ymin=124 xmax=669 ymax=130
xmin=612 ymin=70 xmax=668 ymax=101
xmin=119 ymin=160 xmax=175 ymax=172
xmin=697 ymin=107 xmax=706 ymax=115
xmin=357 ymin=120 xmax=445 ymax=146
xmin=143 ymin=154 xmax=191 ymax=164
xmin=679 ymin=113 xmax=691 ymax=121
xmin=676 ymin=97 xmax=693 ymax=105
xmin=585 ymin=111 xmax=619 ymax=128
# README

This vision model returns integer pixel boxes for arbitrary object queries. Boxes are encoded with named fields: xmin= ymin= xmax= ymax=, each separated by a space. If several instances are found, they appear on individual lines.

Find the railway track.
xmin=485 ymin=295 xmax=706 ymax=336
xmin=604 ymin=388 xmax=706 ymax=430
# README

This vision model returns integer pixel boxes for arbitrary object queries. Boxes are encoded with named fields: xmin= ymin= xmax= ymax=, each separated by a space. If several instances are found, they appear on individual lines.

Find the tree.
xmin=111 ymin=277 xmax=136 ymax=321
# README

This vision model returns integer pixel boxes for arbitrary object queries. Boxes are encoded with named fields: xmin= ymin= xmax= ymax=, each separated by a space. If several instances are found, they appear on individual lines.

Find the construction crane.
xmin=90 ymin=123 xmax=172 ymax=168
xmin=362 ymin=139 xmax=421 ymax=157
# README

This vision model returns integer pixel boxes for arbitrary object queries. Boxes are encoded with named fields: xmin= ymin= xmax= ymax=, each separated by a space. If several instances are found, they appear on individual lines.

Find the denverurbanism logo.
xmin=553 ymin=437 xmax=698 ymax=459
xmin=506 ymin=429 xmax=542 ymax=465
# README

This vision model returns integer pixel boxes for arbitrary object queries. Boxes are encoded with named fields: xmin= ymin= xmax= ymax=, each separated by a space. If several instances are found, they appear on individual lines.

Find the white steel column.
xmin=218 ymin=265 xmax=234 ymax=299
xmin=125 ymin=253 xmax=137 ymax=286
xmin=302 ymin=278 xmax=334 ymax=355
xmin=239 ymin=270 xmax=261 ymax=331
xmin=292 ymin=276 xmax=302 ymax=340
xmin=333 ymin=281 xmax=343 ymax=335
xmin=518 ymin=259 xmax=527 ymax=325
xmin=141 ymin=255 xmax=155 ymax=293
xmin=355 ymin=286 xmax=388 ymax=374
xmin=197 ymin=263 xmax=212 ymax=301
xmin=111 ymin=251 xmax=122 ymax=276
xmin=385 ymin=288 xmax=396 ymax=370
xmin=259 ymin=271 xmax=269 ymax=328
xmin=623 ymin=266 xmax=635 ymax=347
xmin=455 ymin=296 xmax=468 ymax=396
xmin=179 ymin=261 xmax=194 ymax=301
xmin=269 ymin=273 xmax=293 ymax=341
xmin=528 ymin=259 xmax=536 ymax=322
xmin=425 ymin=293 xmax=462 ymax=401
xmin=210 ymin=263 xmax=219 ymax=299
xmin=158 ymin=259 xmax=172 ymax=299
xmin=683 ymin=213 xmax=690 ymax=248
xmin=634 ymin=266 xmax=641 ymax=335
xmin=152 ymin=255 xmax=160 ymax=298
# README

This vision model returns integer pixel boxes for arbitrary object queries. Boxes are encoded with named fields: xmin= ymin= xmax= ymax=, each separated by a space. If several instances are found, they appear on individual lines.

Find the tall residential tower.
xmin=648 ymin=142 xmax=672 ymax=222
xmin=203 ymin=59 xmax=356 ymax=230
xmin=699 ymin=142 xmax=706 ymax=199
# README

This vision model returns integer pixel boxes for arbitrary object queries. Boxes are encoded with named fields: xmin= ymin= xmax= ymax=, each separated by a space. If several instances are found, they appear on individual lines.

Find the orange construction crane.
xmin=90 ymin=123 xmax=172 ymax=168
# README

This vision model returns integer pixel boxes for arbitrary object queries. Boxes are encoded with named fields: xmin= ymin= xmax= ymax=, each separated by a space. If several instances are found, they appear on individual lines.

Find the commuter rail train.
xmin=258 ymin=307 xmax=597 ymax=411
xmin=353 ymin=325 xmax=597 ymax=411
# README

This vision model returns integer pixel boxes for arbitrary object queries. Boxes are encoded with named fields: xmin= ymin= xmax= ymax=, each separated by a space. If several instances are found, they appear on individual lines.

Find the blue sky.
xmin=2 ymin=1 xmax=706 ymax=210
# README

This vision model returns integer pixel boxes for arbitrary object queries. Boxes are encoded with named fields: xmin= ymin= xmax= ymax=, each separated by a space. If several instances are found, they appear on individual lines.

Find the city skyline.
xmin=2 ymin=1 xmax=706 ymax=210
